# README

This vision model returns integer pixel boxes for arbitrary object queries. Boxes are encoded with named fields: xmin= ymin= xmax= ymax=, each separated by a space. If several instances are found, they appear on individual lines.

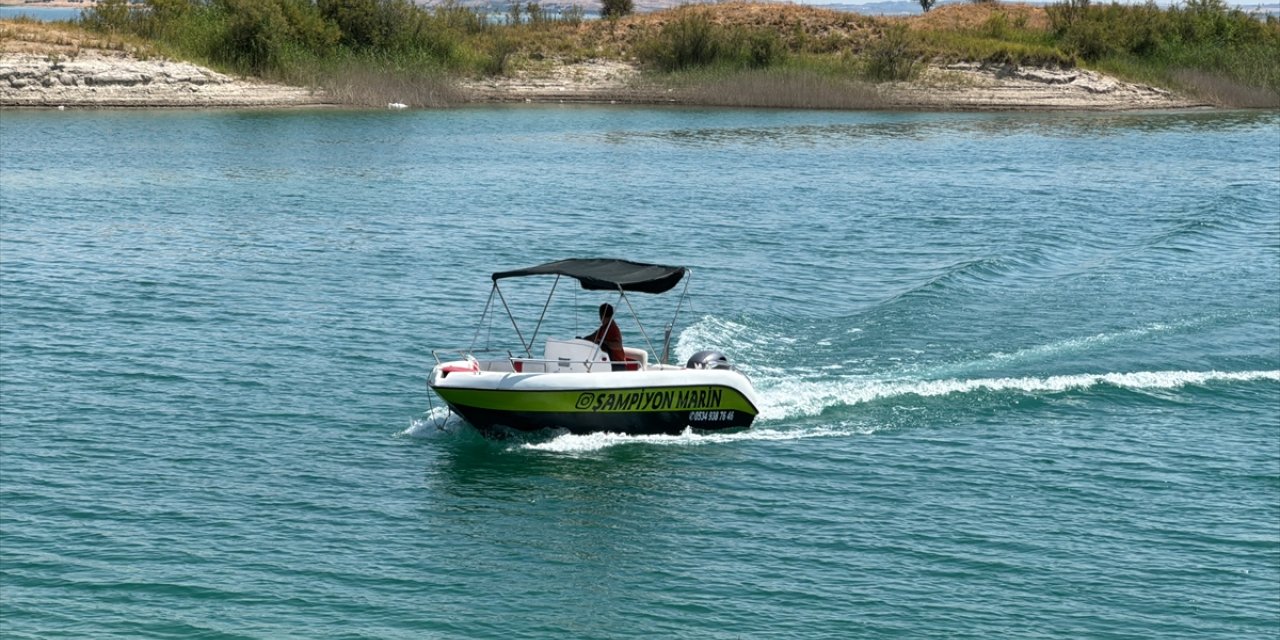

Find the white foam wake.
xmin=401 ymin=406 xmax=462 ymax=437
xmin=512 ymin=369 xmax=1277 ymax=453
xmin=673 ymin=315 xmax=757 ymax=360
xmin=758 ymin=369 xmax=1280 ymax=421
xmin=517 ymin=423 xmax=877 ymax=453
xmin=674 ymin=315 xmax=805 ymax=378
xmin=490 ymin=370 xmax=1280 ymax=453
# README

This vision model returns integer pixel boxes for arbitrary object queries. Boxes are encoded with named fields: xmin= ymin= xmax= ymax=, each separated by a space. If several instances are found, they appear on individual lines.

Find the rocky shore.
xmin=0 ymin=50 xmax=1205 ymax=111
xmin=0 ymin=51 xmax=328 ymax=108
xmin=888 ymin=63 xmax=1203 ymax=111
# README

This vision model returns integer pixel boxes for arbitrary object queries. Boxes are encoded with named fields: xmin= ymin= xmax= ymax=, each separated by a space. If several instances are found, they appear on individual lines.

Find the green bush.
xmin=1048 ymin=0 xmax=1274 ymax=60
xmin=213 ymin=0 xmax=339 ymax=74
xmin=641 ymin=12 xmax=720 ymax=71
xmin=600 ymin=0 xmax=633 ymax=20
xmin=318 ymin=0 xmax=418 ymax=50
xmin=746 ymin=30 xmax=783 ymax=68
xmin=78 ymin=0 xmax=501 ymax=80
xmin=639 ymin=11 xmax=784 ymax=72
xmin=864 ymin=24 xmax=917 ymax=81
xmin=1045 ymin=0 xmax=1280 ymax=96
xmin=81 ymin=0 xmax=135 ymax=33
xmin=137 ymin=0 xmax=191 ymax=39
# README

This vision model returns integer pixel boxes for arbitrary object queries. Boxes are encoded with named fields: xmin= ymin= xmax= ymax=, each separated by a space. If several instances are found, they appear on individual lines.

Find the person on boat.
xmin=580 ymin=302 xmax=628 ymax=369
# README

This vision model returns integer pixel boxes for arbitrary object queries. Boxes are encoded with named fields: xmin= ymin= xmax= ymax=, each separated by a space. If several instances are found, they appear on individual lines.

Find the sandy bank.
xmin=887 ymin=63 xmax=1204 ymax=111
xmin=0 ymin=19 xmax=332 ymax=108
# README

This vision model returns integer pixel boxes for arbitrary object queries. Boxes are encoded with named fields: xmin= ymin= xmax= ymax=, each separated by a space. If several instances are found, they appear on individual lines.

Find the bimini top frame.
xmin=472 ymin=258 xmax=693 ymax=364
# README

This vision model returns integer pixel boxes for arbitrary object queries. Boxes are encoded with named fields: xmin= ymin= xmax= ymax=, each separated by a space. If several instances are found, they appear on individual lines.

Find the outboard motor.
xmin=686 ymin=350 xmax=732 ymax=370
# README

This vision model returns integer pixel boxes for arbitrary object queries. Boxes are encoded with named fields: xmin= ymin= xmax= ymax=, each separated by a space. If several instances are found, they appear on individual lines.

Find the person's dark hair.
xmin=599 ymin=303 xmax=614 ymax=319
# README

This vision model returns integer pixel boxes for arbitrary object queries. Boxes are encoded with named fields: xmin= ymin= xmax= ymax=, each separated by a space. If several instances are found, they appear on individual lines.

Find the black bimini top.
xmin=492 ymin=258 xmax=688 ymax=294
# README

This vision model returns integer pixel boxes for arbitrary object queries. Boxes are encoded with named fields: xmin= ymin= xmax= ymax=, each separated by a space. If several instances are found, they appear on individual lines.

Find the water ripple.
xmin=2 ymin=107 xmax=1277 ymax=640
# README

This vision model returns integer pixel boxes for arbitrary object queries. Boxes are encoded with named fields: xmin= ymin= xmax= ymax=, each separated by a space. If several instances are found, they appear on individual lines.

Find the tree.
xmin=526 ymin=2 xmax=544 ymax=24
xmin=215 ymin=0 xmax=338 ymax=73
xmin=318 ymin=0 xmax=419 ymax=49
xmin=919 ymin=0 xmax=936 ymax=12
xmin=82 ymin=0 xmax=134 ymax=32
xmin=600 ymin=0 xmax=633 ymax=19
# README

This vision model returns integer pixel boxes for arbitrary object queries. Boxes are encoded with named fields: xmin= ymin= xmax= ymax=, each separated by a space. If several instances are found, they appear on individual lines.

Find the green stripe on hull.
xmin=453 ymin=407 xmax=740 ymax=435
xmin=433 ymin=384 xmax=758 ymax=416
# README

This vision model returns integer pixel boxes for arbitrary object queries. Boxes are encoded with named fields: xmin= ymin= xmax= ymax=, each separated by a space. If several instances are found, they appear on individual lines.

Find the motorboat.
xmin=428 ymin=258 xmax=759 ymax=436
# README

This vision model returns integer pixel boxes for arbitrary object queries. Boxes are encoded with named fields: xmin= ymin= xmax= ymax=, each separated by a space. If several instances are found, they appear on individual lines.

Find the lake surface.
xmin=1 ymin=105 xmax=1278 ymax=638
xmin=0 ymin=6 xmax=81 ymax=21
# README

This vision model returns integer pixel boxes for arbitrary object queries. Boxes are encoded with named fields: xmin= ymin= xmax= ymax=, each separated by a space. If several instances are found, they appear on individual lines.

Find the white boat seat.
xmin=622 ymin=347 xmax=648 ymax=369
xmin=542 ymin=338 xmax=611 ymax=372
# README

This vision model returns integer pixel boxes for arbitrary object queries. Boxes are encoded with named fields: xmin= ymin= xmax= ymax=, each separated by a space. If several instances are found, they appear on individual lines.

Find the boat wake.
xmin=756 ymin=369 xmax=1280 ymax=421
xmin=414 ymin=314 xmax=1278 ymax=453
xmin=505 ymin=369 xmax=1278 ymax=453
xmin=516 ymin=423 xmax=878 ymax=453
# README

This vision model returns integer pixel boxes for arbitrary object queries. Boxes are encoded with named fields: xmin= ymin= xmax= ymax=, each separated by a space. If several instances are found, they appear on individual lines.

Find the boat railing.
xmin=507 ymin=356 xmax=639 ymax=373
xmin=434 ymin=348 xmax=648 ymax=373
xmin=431 ymin=348 xmax=506 ymax=365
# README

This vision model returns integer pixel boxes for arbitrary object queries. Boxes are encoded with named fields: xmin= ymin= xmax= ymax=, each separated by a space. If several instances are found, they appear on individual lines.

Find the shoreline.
xmin=0 ymin=54 xmax=1209 ymax=112
xmin=0 ymin=50 xmax=333 ymax=108
xmin=460 ymin=59 xmax=1206 ymax=111
xmin=0 ymin=18 xmax=1209 ymax=112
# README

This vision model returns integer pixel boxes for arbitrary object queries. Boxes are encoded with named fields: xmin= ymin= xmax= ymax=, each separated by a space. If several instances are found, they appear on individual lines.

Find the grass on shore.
xmin=0 ymin=15 xmax=159 ymax=57
xmin=655 ymin=65 xmax=889 ymax=109
xmin=527 ymin=1 xmax=1276 ymax=107
xmin=8 ymin=0 xmax=1280 ymax=108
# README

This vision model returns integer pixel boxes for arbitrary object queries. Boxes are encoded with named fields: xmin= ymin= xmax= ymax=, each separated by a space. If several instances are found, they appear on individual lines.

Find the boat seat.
xmin=622 ymin=347 xmax=648 ymax=370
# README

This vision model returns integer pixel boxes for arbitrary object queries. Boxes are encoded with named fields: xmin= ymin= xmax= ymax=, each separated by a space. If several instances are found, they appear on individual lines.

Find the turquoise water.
xmin=1 ymin=106 xmax=1278 ymax=638
xmin=0 ymin=6 xmax=81 ymax=21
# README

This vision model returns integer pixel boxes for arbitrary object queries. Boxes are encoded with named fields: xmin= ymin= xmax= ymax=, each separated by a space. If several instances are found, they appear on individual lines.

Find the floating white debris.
xmin=387 ymin=102 xmax=408 ymax=109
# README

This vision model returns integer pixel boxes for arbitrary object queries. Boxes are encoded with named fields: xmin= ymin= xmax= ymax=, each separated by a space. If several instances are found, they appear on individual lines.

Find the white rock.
xmin=86 ymin=71 xmax=146 ymax=86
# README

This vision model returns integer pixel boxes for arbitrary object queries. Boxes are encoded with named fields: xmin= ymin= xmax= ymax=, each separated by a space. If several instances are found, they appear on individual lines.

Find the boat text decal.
xmin=575 ymin=388 xmax=724 ymax=412
xmin=689 ymin=410 xmax=736 ymax=422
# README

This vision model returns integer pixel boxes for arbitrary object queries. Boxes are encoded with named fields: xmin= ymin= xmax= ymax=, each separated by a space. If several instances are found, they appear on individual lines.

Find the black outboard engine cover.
xmin=686 ymin=350 xmax=732 ymax=370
